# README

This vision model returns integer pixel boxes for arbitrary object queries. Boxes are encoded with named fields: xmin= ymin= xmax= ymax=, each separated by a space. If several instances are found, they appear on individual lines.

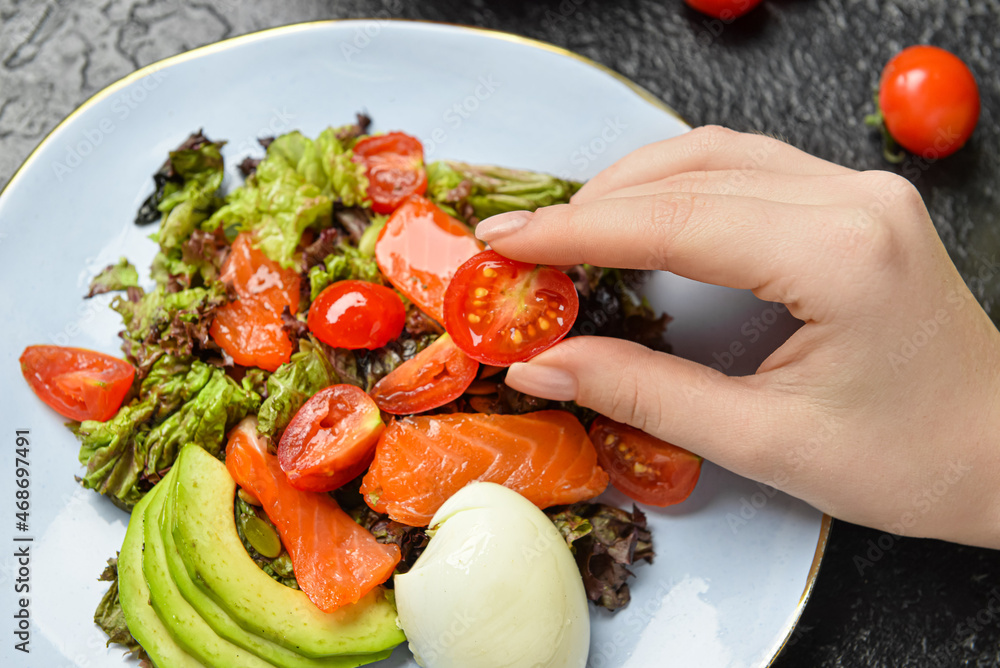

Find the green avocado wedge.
xmin=168 ymin=444 xmax=405 ymax=659
xmin=142 ymin=475 xmax=274 ymax=668
xmin=117 ymin=482 xmax=204 ymax=668
xmin=158 ymin=462 xmax=390 ymax=668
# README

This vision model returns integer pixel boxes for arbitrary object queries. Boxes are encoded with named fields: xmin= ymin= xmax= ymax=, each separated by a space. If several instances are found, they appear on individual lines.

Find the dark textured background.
xmin=2 ymin=0 xmax=999 ymax=666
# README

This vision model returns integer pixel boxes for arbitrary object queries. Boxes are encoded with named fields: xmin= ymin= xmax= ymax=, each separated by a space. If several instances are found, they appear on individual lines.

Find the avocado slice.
xmin=168 ymin=444 xmax=405 ymax=659
xmin=142 ymin=475 xmax=275 ymax=668
xmin=117 ymin=481 xmax=204 ymax=668
xmin=158 ymin=460 xmax=391 ymax=668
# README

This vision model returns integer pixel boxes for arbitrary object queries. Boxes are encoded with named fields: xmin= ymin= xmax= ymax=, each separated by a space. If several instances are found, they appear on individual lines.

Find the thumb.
xmin=505 ymin=336 xmax=786 ymax=479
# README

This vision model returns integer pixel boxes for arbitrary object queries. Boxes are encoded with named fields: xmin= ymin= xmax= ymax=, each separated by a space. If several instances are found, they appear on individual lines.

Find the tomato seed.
xmin=468 ymin=313 xmax=481 ymax=324
xmin=511 ymin=329 xmax=524 ymax=344
xmin=474 ymin=287 xmax=489 ymax=298
xmin=538 ymin=318 xmax=550 ymax=331
xmin=483 ymin=267 xmax=497 ymax=278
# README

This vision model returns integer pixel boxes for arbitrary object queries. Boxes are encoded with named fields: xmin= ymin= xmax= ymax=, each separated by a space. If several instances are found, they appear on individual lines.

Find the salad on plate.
xmin=18 ymin=115 xmax=703 ymax=668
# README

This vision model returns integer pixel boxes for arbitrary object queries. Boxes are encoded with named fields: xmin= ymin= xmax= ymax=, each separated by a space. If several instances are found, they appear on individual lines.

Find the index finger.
xmin=573 ymin=126 xmax=854 ymax=203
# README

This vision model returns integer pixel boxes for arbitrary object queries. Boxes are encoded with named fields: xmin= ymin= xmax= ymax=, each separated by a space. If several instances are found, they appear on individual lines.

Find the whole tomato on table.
xmin=870 ymin=45 xmax=980 ymax=161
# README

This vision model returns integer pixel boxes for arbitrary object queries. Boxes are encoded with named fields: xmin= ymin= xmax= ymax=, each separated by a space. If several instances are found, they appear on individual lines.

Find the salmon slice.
xmin=361 ymin=410 xmax=610 ymax=527
xmin=225 ymin=417 xmax=400 ymax=611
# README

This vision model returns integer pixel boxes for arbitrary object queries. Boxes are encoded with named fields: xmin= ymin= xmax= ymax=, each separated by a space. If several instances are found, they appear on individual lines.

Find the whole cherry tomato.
xmin=684 ymin=0 xmax=762 ymax=20
xmin=877 ymin=45 xmax=980 ymax=159
xmin=307 ymin=280 xmax=405 ymax=350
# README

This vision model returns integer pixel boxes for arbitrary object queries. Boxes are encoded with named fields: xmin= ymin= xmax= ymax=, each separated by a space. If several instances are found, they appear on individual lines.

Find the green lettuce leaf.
xmin=256 ymin=338 xmax=337 ymax=439
xmin=426 ymin=160 xmax=582 ymax=225
xmin=147 ymin=137 xmax=227 ymax=288
xmin=86 ymin=258 xmax=140 ymax=298
xmin=94 ymin=558 xmax=147 ymax=659
xmin=142 ymin=368 xmax=260 ymax=485
xmin=206 ymin=126 xmax=369 ymax=270
xmin=111 ymin=282 xmax=230 ymax=377
xmin=308 ymin=244 xmax=383 ymax=301
xmin=75 ymin=357 xmax=258 ymax=510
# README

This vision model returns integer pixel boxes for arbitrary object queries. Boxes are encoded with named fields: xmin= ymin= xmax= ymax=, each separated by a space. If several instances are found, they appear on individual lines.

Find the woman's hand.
xmin=475 ymin=126 xmax=1000 ymax=548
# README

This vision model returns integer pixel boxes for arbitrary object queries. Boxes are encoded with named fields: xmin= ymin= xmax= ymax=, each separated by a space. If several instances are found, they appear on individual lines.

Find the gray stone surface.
xmin=2 ymin=0 xmax=1000 ymax=666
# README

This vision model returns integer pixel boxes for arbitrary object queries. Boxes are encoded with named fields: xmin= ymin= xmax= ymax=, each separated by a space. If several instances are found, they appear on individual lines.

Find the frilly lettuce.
xmin=207 ymin=127 xmax=369 ymax=269
xmin=75 ymin=356 xmax=259 ymax=510
xmin=426 ymin=160 xmax=582 ymax=225
xmin=86 ymin=258 xmax=140 ymax=298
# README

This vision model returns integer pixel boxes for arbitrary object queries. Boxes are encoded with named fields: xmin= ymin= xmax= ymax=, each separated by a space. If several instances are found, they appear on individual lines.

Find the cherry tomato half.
xmin=353 ymin=132 xmax=428 ymax=214
xmin=684 ymin=0 xmax=762 ymax=20
xmin=278 ymin=385 xmax=386 ymax=492
xmin=878 ymin=45 xmax=980 ymax=159
xmin=209 ymin=233 xmax=301 ymax=372
xmin=443 ymin=250 xmax=579 ymax=366
xmin=20 ymin=345 xmax=135 ymax=422
xmin=370 ymin=333 xmax=479 ymax=415
xmin=307 ymin=280 xmax=405 ymax=350
xmin=375 ymin=195 xmax=483 ymax=324
xmin=589 ymin=416 xmax=702 ymax=507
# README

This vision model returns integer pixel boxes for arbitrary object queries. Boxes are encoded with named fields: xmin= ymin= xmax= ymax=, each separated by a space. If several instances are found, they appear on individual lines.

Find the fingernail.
xmin=505 ymin=362 xmax=578 ymax=401
xmin=475 ymin=210 xmax=532 ymax=242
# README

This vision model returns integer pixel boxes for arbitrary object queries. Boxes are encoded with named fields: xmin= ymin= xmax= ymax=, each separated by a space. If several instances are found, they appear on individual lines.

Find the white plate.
xmin=0 ymin=20 xmax=827 ymax=668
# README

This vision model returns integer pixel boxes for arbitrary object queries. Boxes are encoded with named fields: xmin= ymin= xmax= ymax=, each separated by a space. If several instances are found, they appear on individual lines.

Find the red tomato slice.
xmin=226 ymin=417 xmax=399 ymax=611
xmin=307 ymin=280 xmax=405 ymax=350
xmin=209 ymin=232 xmax=300 ymax=372
xmin=375 ymin=196 xmax=484 ymax=324
xmin=278 ymin=385 xmax=385 ymax=492
xmin=369 ymin=334 xmax=479 ymax=415
xmin=20 ymin=345 xmax=135 ymax=422
xmin=588 ymin=416 xmax=702 ymax=507
xmin=353 ymin=132 xmax=428 ymax=214
xmin=443 ymin=250 xmax=579 ymax=366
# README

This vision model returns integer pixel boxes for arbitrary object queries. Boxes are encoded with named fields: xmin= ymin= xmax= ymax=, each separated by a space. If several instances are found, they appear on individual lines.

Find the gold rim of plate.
xmin=0 ymin=17 xmax=831 ymax=667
